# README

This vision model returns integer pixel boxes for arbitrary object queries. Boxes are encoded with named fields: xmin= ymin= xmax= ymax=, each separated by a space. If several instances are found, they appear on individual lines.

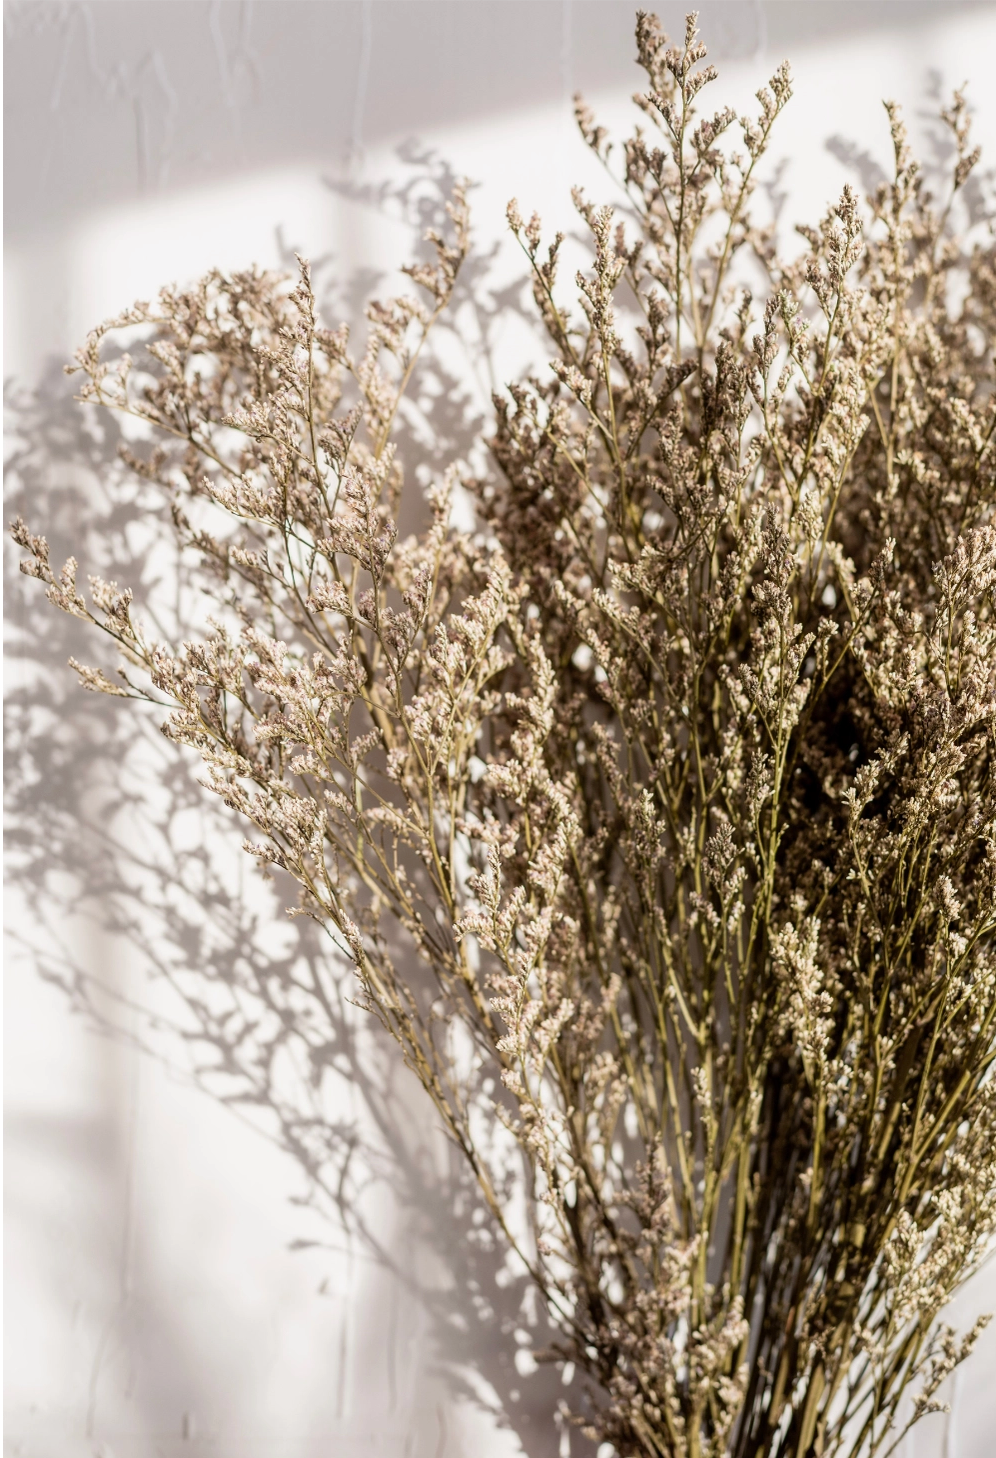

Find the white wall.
xmin=6 ymin=4 xmax=996 ymax=1456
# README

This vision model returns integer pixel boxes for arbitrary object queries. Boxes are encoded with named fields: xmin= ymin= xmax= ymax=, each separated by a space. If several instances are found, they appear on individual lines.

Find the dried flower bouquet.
xmin=12 ymin=12 xmax=996 ymax=1457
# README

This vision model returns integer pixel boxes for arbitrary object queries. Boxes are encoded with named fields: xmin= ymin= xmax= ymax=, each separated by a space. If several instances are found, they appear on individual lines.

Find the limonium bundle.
xmin=13 ymin=13 xmax=996 ymax=1456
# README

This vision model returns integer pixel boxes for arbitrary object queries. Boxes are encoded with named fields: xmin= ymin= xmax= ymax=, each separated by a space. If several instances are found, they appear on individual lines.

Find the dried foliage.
xmin=12 ymin=12 xmax=996 ymax=1457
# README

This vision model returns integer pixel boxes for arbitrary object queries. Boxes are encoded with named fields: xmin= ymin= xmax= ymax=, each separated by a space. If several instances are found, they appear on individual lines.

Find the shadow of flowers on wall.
xmin=4 ymin=161 xmax=592 ymax=1457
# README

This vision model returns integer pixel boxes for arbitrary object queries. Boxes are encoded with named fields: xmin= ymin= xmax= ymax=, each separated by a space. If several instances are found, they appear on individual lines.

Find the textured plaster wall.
xmin=5 ymin=5 xmax=996 ymax=1457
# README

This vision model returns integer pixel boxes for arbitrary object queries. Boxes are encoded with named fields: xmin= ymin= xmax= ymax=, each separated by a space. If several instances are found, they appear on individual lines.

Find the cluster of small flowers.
xmin=12 ymin=11 xmax=995 ymax=1457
